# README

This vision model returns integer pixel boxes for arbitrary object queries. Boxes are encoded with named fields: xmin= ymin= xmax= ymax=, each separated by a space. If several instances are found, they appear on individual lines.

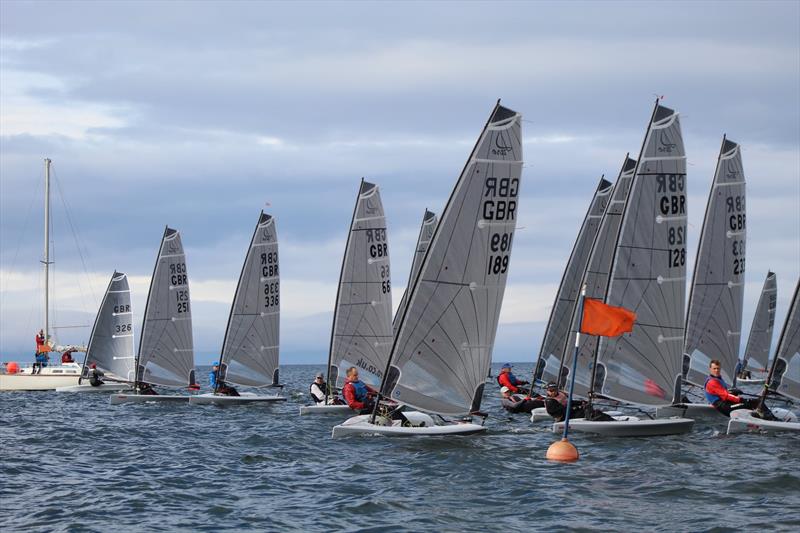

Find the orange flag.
xmin=580 ymin=298 xmax=636 ymax=337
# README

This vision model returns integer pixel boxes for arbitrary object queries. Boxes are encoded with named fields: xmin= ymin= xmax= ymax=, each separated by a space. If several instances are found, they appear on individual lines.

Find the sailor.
xmin=61 ymin=349 xmax=76 ymax=364
xmin=734 ymin=360 xmax=752 ymax=380
xmin=310 ymin=372 xmax=327 ymax=404
xmin=89 ymin=363 xmax=105 ymax=387
xmin=544 ymin=382 xmax=588 ymax=422
xmin=137 ymin=382 xmax=158 ymax=395
xmin=33 ymin=351 xmax=49 ymax=374
xmin=36 ymin=329 xmax=45 ymax=351
xmin=705 ymin=359 xmax=759 ymax=416
xmin=496 ymin=363 xmax=529 ymax=394
xmin=209 ymin=361 xmax=239 ymax=396
xmin=500 ymin=386 xmax=545 ymax=414
xmin=342 ymin=366 xmax=376 ymax=414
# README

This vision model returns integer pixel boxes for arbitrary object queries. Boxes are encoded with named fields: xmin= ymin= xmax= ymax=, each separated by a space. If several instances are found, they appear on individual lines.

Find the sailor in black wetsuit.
xmin=500 ymin=386 xmax=544 ymax=414
xmin=88 ymin=363 xmax=105 ymax=387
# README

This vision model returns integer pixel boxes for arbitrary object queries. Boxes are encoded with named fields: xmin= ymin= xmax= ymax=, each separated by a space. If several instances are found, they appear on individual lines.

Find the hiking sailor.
xmin=342 ymin=366 xmax=376 ymax=414
xmin=500 ymin=386 xmax=544 ymax=414
xmin=310 ymin=372 xmax=327 ymax=403
xmin=89 ymin=363 xmax=105 ymax=387
xmin=496 ymin=363 xmax=529 ymax=394
xmin=210 ymin=361 xmax=240 ymax=396
xmin=705 ymin=359 xmax=759 ymax=417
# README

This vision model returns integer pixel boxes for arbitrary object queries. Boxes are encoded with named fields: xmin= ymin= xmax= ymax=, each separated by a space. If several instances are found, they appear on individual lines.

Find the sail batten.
xmin=83 ymin=271 xmax=136 ymax=382
xmin=683 ymin=137 xmax=746 ymax=387
xmin=137 ymin=227 xmax=196 ymax=387
xmin=327 ymin=180 xmax=393 ymax=390
xmin=383 ymin=103 xmax=523 ymax=416
xmin=219 ymin=212 xmax=280 ymax=387
xmin=596 ymin=103 xmax=687 ymax=407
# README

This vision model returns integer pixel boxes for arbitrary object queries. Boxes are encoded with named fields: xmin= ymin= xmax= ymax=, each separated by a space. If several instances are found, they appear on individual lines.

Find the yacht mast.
xmin=43 ymin=157 xmax=51 ymax=340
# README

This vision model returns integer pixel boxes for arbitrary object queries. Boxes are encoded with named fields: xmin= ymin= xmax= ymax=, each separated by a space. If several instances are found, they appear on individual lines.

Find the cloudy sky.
xmin=1 ymin=0 xmax=798 ymax=365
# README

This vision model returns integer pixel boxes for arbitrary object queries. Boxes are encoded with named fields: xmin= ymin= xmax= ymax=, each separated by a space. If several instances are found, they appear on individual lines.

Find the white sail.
xmin=137 ymin=227 xmax=196 ymax=387
xmin=83 ymin=271 xmax=135 ymax=382
xmin=220 ymin=212 xmax=280 ymax=387
xmin=561 ymin=156 xmax=637 ymax=398
xmin=327 ymin=180 xmax=393 ymax=389
xmin=772 ymin=279 xmax=800 ymax=401
xmin=596 ymin=103 xmax=687 ymax=407
xmin=743 ymin=271 xmax=777 ymax=372
xmin=393 ymin=210 xmax=437 ymax=336
xmin=534 ymin=176 xmax=612 ymax=388
xmin=683 ymin=138 xmax=747 ymax=387
xmin=382 ymin=103 xmax=523 ymax=416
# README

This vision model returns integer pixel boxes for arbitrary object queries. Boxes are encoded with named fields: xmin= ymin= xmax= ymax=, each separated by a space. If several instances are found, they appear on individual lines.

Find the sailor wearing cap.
xmin=496 ymin=363 xmax=529 ymax=394
xmin=209 ymin=361 xmax=221 ymax=389
xmin=310 ymin=372 xmax=327 ymax=403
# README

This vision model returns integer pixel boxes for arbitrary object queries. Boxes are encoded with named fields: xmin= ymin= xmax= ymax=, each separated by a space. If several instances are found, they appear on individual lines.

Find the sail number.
xmin=483 ymin=177 xmax=518 ymax=276
xmin=261 ymin=251 xmax=279 ymax=277
xmin=727 ymin=195 xmax=746 ymax=231
xmin=366 ymin=228 xmax=388 ymax=259
xmin=668 ymin=225 xmax=686 ymax=268
xmin=175 ymin=289 xmax=189 ymax=314
xmin=115 ymin=323 xmax=132 ymax=333
xmin=169 ymin=262 xmax=187 ymax=286
xmin=380 ymin=265 xmax=390 ymax=294
xmin=657 ymin=174 xmax=687 ymax=269
xmin=263 ymin=281 xmax=279 ymax=308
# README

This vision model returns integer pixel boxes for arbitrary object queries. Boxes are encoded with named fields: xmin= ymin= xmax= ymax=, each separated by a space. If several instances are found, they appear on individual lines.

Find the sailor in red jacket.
xmin=342 ymin=366 xmax=377 ymax=414
xmin=704 ymin=359 xmax=759 ymax=416
xmin=496 ymin=363 xmax=529 ymax=394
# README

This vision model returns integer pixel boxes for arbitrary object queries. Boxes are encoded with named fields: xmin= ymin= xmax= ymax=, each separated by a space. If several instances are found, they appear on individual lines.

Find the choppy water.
xmin=2 ymin=363 xmax=798 ymax=532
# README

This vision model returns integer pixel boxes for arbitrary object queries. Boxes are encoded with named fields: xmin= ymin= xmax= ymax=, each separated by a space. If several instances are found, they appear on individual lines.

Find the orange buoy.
xmin=6 ymin=361 xmax=20 ymax=374
xmin=546 ymin=438 xmax=579 ymax=462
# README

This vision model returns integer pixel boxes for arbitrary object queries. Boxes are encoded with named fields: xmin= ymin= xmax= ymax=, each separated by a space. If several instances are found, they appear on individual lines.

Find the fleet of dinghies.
xmin=3 ymin=99 xmax=798 ymax=438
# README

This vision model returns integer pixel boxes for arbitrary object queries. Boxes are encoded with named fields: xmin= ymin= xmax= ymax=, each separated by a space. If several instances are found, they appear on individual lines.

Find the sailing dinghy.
xmin=728 ymin=279 xmax=800 ymax=434
xmin=110 ymin=227 xmax=198 ymax=404
xmin=191 ymin=212 xmax=286 ymax=405
xmin=332 ymin=102 xmax=523 ymax=437
xmin=300 ymin=180 xmax=393 ymax=415
xmin=56 ymin=272 xmax=135 ymax=392
xmin=553 ymin=102 xmax=694 ymax=437
xmin=736 ymin=271 xmax=778 ymax=385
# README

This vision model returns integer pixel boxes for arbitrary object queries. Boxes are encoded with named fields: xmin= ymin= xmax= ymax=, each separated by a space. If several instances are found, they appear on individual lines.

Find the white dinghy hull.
xmin=109 ymin=393 xmax=191 ymax=405
xmin=331 ymin=413 xmax=486 ymax=438
xmin=299 ymin=404 xmax=355 ymax=415
xmin=736 ymin=377 xmax=766 ymax=385
xmin=56 ymin=382 xmax=130 ymax=393
xmin=189 ymin=392 xmax=286 ymax=405
xmin=553 ymin=416 xmax=695 ymax=437
xmin=727 ymin=408 xmax=800 ymax=434
xmin=655 ymin=403 xmax=726 ymax=421
xmin=530 ymin=408 xmax=624 ymax=423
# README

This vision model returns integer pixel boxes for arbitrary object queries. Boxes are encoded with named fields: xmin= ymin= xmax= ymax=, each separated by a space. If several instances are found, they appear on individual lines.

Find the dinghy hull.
xmin=299 ymin=404 xmax=355 ymax=415
xmin=331 ymin=413 xmax=486 ymax=438
xmin=530 ymin=408 xmax=623 ymax=423
xmin=189 ymin=392 xmax=286 ymax=405
xmin=109 ymin=393 xmax=191 ymax=405
xmin=553 ymin=416 xmax=694 ymax=437
xmin=56 ymin=382 xmax=130 ymax=393
xmin=727 ymin=409 xmax=800 ymax=434
xmin=655 ymin=403 xmax=725 ymax=420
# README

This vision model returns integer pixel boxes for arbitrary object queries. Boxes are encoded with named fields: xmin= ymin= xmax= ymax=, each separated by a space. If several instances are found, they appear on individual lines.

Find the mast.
xmin=43 ymin=157 xmax=51 ymax=341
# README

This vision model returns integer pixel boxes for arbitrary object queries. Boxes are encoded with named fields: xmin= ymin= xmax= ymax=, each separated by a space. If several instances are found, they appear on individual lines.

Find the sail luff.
xmin=683 ymin=137 xmax=746 ymax=387
xmin=742 ymin=271 xmax=777 ymax=372
xmin=83 ymin=271 xmax=135 ymax=382
xmin=380 ymin=102 xmax=523 ymax=416
xmin=393 ymin=210 xmax=437 ymax=336
xmin=533 ymin=176 xmax=612 ymax=389
xmin=220 ymin=212 xmax=280 ymax=387
xmin=596 ymin=101 xmax=688 ymax=407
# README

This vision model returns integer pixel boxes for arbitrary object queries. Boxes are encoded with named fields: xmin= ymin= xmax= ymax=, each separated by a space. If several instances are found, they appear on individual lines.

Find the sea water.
xmin=1 ymin=363 xmax=798 ymax=532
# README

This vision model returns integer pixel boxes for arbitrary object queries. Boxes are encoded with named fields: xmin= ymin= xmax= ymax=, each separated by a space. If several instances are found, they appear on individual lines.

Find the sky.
xmin=1 ymin=0 xmax=798 ymax=365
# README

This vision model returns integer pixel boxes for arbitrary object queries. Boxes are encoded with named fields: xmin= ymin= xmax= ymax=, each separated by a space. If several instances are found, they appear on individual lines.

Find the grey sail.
xmin=771 ymin=279 xmax=800 ymax=401
xmin=560 ymin=156 xmax=637 ymax=398
xmin=534 ymin=176 xmax=613 ymax=389
xmin=596 ymin=103 xmax=687 ymax=407
xmin=742 ymin=271 xmax=777 ymax=372
xmin=382 ymin=103 xmax=523 ymax=416
xmin=220 ymin=212 xmax=280 ymax=387
xmin=137 ymin=227 xmax=196 ymax=387
xmin=393 ymin=210 xmax=437 ymax=336
xmin=683 ymin=138 xmax=747 ymax=387
xmin=83 ymin=271 xmax=136 ymax=382
xmin=327 ymin=180 xmax=393 ymax=390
